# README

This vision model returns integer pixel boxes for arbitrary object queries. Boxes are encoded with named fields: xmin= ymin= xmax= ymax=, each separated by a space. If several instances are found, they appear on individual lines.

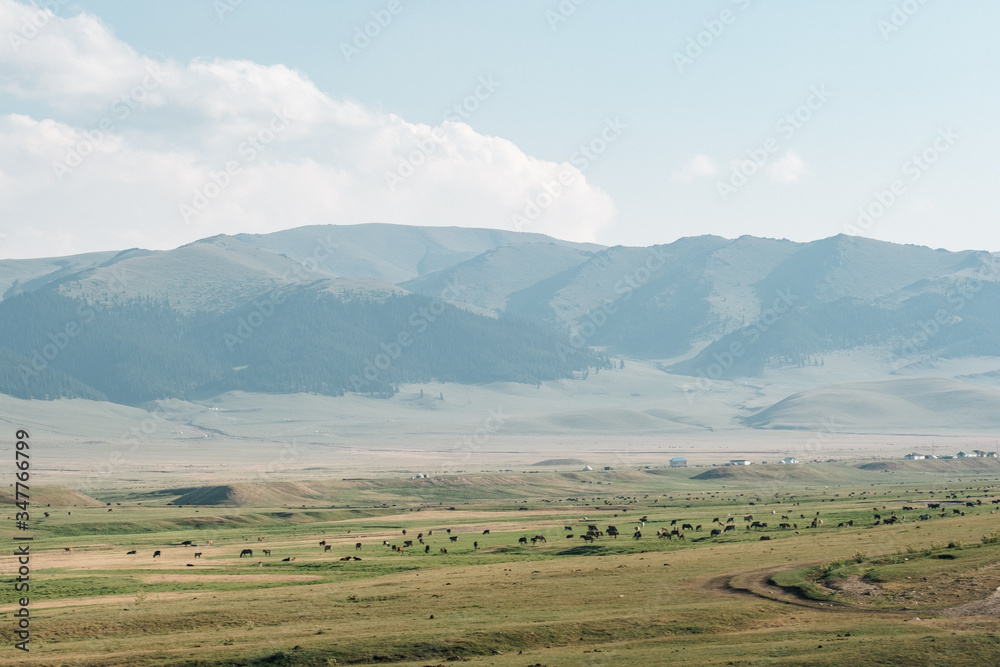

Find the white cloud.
xmin=670 ymin=154 xmax=716 ymax=183
xmin=768 ymin=150 xmax=808 ymax=184
xmin=0 ymin=0 xmax=615 ymax=258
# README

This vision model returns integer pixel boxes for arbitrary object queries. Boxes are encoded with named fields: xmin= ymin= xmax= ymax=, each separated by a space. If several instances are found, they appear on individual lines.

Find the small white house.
xmin=780 ymin=456 xmax=798 ymax=464
xmin=957 ymin=451 xmax=972 ymax=458
xmin=729 ymin=459 xmax=752 ymax=466
xmin=582 ymin=465 xmax=593 ymax=471
xmin=904 ymin=453 xmax=926 ymax=460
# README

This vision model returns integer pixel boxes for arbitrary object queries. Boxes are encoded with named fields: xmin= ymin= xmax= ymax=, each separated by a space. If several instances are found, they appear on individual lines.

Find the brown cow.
xmin=262 ymin=549 xmax=271 ymax=556
xmin=257 ymin=536 xmax=264 ymax=542
xmin=63 ymin=547 xmax=72 ymax=553
xmin=440 ymin=548 xmax=448 ymax=554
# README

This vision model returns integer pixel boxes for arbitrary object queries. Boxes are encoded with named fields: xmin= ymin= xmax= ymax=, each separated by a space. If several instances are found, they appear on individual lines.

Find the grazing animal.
xmin=519 ymin=537 xmax=528 ymax=544
xmin=482 ymin=529 xmax=490 ymax=535
xmin=711 ymin=529 xmax=722 ymax=536
xmin=194 ymin=552 xmax=202 ymax=558
xmin=240 ymin=549 xmax=253 ymax=558
xmin=440 ymin=548 xmax=448 ymax=554
xmin=564 ymin=526 xmax=573 ymax=531
xmin=632 ymin=531 xmax=642 ymax=540
xmin=919 ymin=514 xmax=932 ymax=520
xmin=64 ymin=547 xmax=72 ymax=553
xmin=726 ymin=517 xmax=735 ymax=524
xmin=282 ymin=557 xmax=296 ymax=562
xmin=319 ymin=541 xmax=326 ymax=546
xmin=352 ymin=556 xmax=361 ymax=561
xmin=207 ymin=540 xmax=213 ymax=546
xmin=127 ymin=550 xmax=137 ymax=554
xmin=566 ymin=534 xmax=574 ymax=538
xmin=153 ymin=550 xmax=161 ymax=558
xmin=682 ymin=523 xmax=694 ymax=531
xmin=677 ymin=533 xmax=685 ymax=540
xmin=186 ymin=563 xmax=194 ymax=567
xmin=713 ymin=517 xmax=720 ymax=524
xmin=695 ymin=525 xmax=702 ymax=531
xmin=474 ymin=541 xmax=478 ymax=549
xmin=953 ymin=509 xmax=962 ymax=515
xmin=262 ymin=549 xmax=271 ymax=556
xmin=533 ymin=535 xmax=547 ymax=543
xmin=403 ymin=540 xmax=413 ymax=548
xmin=383 ymin=540 xmax=391 ymax=547
xmin=324 ymin=545 xmax=332 ymax=552
xmin=446 ymin=529 xmax=451 ymax=534
xmin=449 ymin=535 xmax=458 ymax=542
xmin=425 ymin=545 xmax=430 ymax=553
xmin=581 ymin=534 xmax=594 ymax=542
xmin=760 ymin=536 xmax=771 ymax=541
xmin=340 ymin=556 xmax=351 ymax=561
xmin=724 ymin=525 xmax=735 ymax=532
xmin=257 ymin=537 xmax=264 ymax=542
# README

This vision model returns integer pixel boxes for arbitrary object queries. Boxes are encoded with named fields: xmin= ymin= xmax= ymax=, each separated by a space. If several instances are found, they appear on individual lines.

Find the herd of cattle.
xmin=87 ymin=499 xmax=995 ymax=563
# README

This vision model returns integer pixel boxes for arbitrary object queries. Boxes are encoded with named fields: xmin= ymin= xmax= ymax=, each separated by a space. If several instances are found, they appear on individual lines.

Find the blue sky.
xmin=1 ymin=0 xmax=997 ymax=258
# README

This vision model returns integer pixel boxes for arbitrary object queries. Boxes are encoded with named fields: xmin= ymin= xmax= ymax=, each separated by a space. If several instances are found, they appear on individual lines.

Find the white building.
xmin=780 ymin=456 xmax=798 ymax=464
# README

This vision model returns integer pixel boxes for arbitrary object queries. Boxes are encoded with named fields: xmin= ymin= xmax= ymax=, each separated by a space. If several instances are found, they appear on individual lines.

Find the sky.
xmin=0 ymin=0 xmax=997 ymax=259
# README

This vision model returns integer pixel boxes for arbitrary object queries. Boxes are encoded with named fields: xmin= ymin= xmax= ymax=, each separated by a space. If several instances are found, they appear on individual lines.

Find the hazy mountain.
xmin=744 ymin=378 xmax=1000 ymax=433
xmin=2 ymin=224 xmax=999 ymax=409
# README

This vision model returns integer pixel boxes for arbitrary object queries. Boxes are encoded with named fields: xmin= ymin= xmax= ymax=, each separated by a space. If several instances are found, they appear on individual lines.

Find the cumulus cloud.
xmin=670 ymin=154 xmax=716 ymax=183
xmin=768 ymin=150 xmax=808 ymax=184
xmin=0 ymin=0 xmax=615 ymax=258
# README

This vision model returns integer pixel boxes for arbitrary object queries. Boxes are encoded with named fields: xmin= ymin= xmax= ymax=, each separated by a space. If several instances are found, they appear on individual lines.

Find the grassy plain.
xmin=3 ymin=460 xmax=1000 ymax=665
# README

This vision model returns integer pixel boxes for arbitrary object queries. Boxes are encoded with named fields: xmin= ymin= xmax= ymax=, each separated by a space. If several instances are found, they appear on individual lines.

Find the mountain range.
xmin=2 ymin=224 xmax=999 ymax=433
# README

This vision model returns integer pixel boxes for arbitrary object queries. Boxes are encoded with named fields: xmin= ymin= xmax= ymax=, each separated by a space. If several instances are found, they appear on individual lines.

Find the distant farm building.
xmin=779 ymin=457 xmax=798 ymax=464
xmin=904 ymin=453 xmax=926 ymax=460
xmin=669 ymin=457 xmax=687 ymax=468
xmin=582 ymin=465 xmax=593 ymax=471
xmin=729 ymin=460 xmax=752 ymax=466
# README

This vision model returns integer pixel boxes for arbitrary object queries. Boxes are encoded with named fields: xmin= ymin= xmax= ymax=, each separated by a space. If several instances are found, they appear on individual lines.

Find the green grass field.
xmin=4 ymin=462 xmax=1000 ymax=665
